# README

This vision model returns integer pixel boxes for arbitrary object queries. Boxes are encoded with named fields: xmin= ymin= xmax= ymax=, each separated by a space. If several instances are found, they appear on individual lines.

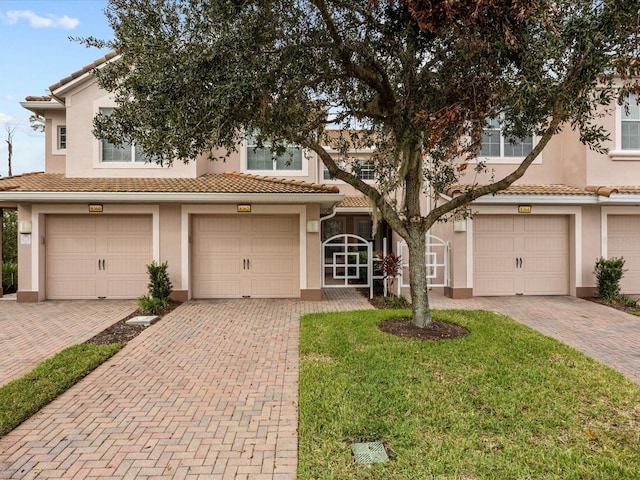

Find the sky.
xmin=0 ymin=0 xmax=113 ymax=176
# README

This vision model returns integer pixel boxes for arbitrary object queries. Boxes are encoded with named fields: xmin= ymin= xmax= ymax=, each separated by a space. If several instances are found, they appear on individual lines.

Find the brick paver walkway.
xmin=429 ymin=293 xmax=640 ymax=385
xmin=0 ymin=300 xmax=137 ymax=386
xmin=0 ymin=289 xmax=372 ymax=480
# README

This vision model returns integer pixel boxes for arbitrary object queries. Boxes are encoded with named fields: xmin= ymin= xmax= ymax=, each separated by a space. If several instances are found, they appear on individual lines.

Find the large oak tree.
xmin=87 ymin=0 xmax=639 ymax=327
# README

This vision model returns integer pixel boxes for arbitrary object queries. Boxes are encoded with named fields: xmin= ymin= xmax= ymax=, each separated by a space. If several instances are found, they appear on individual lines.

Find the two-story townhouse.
xmin=0 ymin=53 xmax=345 ymax=302
xmin=1 ymin=54 xmax=639 ymax=302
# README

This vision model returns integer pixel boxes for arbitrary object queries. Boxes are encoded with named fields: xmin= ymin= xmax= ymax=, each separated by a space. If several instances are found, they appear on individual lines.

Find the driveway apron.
xmin=0 ymin=290 xmax=372 ymax=479
xmin=0 ymin=300 xmax=137 ymax=387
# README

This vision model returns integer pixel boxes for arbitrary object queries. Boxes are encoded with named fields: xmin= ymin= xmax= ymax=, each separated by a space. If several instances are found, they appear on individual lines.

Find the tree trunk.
xmin=406 ymin=231 xmax=432 ymax=328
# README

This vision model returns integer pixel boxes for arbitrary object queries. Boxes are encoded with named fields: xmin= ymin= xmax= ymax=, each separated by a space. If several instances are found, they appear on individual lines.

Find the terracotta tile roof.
xmin=0 ymin=171 xmax=339 ymax=195
xmin=586 ymin=186 xmax=640 ymax=197
xmin=447 ymin=184 xmax=593 ymax=197
xmin=24 ymin=96 xmax=53 ymax=102
xmin=322 ymin=129 xmax=373 ymax=150
xmin=49 ymin=51 xmax=119 ymax=93
xmin=337 ymin=196 xmax=371 ymax=208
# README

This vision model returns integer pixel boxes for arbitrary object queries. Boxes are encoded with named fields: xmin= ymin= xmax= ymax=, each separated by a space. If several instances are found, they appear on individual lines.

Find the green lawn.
xmin=0 ymin=343 xmax=123 ymax=437
xmin=299 ymin=309 xmax=640 ymax=479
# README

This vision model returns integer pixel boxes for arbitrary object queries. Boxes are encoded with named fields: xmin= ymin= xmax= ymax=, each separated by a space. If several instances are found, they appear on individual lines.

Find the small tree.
xmin=594 ymin=257 xmax=626 ymax=302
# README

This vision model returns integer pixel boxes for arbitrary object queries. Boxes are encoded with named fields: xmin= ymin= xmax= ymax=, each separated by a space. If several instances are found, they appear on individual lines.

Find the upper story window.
xmin=621 ymin=94 xmax=640 ymax=150
xmin=57 ymin=126 xmax=66 ymax=150
xmin=480 ymin=117 xmax=533 ymax=158
xmin=321 ymin=159 xmax=375 ymax=181
xmin=356 ymin=160 xmax=375 ymax=180
xmin=99 ymin=108 xmax=147 ymax=163
xmin=246 ymin=135 xmax=303 ymax=172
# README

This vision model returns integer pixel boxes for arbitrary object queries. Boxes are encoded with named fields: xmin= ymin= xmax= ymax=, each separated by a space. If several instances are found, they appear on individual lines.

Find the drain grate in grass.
xmin=351 ymin=442 xmax=389 ymax=464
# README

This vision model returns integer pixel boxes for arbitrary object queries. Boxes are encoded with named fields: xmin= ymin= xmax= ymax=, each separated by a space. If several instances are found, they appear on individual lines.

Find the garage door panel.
xmin=524 ymin=236 xmax=566 ymax=252
xmin=48 ymin=237 xmax=97 ymax=254
xmin=524 ymin=256 xmax=566 ymax=273
xmin=107 ymin=237 xmax=152 ymax=254
xmin=47 ymin=258 xmax=97 ymax=276
xmin=48 ymin=281 xmax=97 ymax=298
xmin=107 ymin=216 xmax=152 ymax=233
xmin=197 ymin=216 xmax=242 ymax=233
xmin=608 ymin=215 xmax=640 ymax=293
xmin=250 ymin=237 xmax=295 ymax=254
xmin=524 ymin=216 xmax=566 ymax=232
xmin=474 ymin=256 xmax=515 ymax=273
xmin=251 ymin=258 xmax=295 ymax=275
xmin=47 ymin=217 xmax=97 ymax=234
xmin=192 ymin=215 xmax=299 ymax=298
xmin=46 ymin=215 xmax=152 ymax=300
xmin=474 ymin=237 xmax=515 ymax=253
xmin=194 ymin=279 xmax=242 ymax=297
xmin=107 ymin=280 xmax=148 ymax=298
xmin=474 ymin=278 xmax=514 ymax=296
xmin=250 ymin=278 xmax=296 ymax=297
xmin=250 ymin=216 xmax=296 ymax=233
xmin=474 ymin=217 xmax=515 ymax=232
xmin=193 ymin=258 xmax=241 ymax=275
xmin=474 ymin=215 xmax=568 ymax=296
xmin=525 ymin=277 xmax=569 ymax=295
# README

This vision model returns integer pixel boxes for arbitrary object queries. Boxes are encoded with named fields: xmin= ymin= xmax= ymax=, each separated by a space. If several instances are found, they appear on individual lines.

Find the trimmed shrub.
xmin=146 ymin=261 xmax=172 ymax=301
xmin=594 ymin=257 xmax=626 ymax=302
xmin=138 ymin=261 xmax=172 ymax=314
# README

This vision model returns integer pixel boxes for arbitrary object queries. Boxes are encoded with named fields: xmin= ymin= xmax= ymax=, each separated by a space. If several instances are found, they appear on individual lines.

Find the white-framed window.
xmin=246 ymin=134 xmax=303 ymax=172
xmin=355 ymin=160 xmax=375 ymax=180
xmin=621 ymin=94 xmax=640 ymax=150
xmin=480 ymin=117 xmax=533 ymax=158
xmin=57 ymin=126 xmax=66 ymax=150
xmin=322 ymin=160 xmax=346 ymax=180
xmin=99 ymin=108 xmax=147 ymax=163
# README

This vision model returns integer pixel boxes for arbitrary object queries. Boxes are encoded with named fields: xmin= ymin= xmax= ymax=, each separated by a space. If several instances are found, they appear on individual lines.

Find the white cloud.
xmin=0 ymin=94 xmax=14 ymax=101
xmin=1 ymin=10 xmax=79 ymax=29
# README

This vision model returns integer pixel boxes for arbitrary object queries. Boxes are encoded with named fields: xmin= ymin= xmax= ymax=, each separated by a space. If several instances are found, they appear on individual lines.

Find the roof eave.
xmin=472 ymin=194 xmax=599 ymax=204
xmin=0 ymin=191 xmax=344 ymax=207
xmin=19 ymin=100 xmax=65 ymax=116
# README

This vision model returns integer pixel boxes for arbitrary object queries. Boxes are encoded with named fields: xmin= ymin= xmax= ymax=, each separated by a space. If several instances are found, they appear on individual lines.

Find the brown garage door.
xmin=607 ymin=215 xmax=640 ymax=294
xmin=474 ymin=215 xmax=569 ymax=296
xmin=192 ymin=215 xmax=300 ymax=298
xmin=46 ymin=215 xmax=153 ymax=299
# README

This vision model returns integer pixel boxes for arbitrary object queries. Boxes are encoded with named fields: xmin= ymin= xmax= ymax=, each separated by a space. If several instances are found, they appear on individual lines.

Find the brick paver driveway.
xmin=0 ymin=290 xmax=372 ymax=479
xmin=0 ymin=300 xmax=137 ymax=387
xmin=430 ymin=293 xmax=640 ymax=385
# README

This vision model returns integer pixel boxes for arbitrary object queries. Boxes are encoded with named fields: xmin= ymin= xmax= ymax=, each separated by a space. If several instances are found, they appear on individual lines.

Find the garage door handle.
xmin=247 ymin=259 xmax=250 ymax=270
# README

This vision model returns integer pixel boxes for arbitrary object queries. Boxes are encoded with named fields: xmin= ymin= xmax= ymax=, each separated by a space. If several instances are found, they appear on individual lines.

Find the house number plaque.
xmin=237 ymin=204 xmax=251 ymax=213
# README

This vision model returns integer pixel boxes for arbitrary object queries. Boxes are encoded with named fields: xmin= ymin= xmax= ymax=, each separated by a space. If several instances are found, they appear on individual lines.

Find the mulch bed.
xmin=379 ymin=316 xmax=468 ymax=341
xmin=585 ymin=296 xmax=640 ymax=315
xmin=84 ymin=301 xmax=182 ymax=345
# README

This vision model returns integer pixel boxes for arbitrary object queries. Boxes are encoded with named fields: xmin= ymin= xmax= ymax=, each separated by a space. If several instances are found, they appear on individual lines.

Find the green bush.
xmin=137 ymin=295 xmax=167 ymax=315
xmin=146 ymin=260 xmax=172 ymax=301
xmin=137 ymin=261 xmax=172 ymax=314
xmin=594 ymin=257 xmax=626 ymax=301
xmin=2 ymin=262 xmax=17 ymax=294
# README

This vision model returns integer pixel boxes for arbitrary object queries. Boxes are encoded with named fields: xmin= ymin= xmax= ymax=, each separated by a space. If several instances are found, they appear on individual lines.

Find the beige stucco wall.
xmin=45 ymin=111 xmax=66 ymax=174
xmin=61 ymin=80 xmax=197 ymax=178
xmin=159 ymin=204 xmax=183 ymax=292
xmin=580 ymin=205 xmax=601 ymax=289
xmin=16 ymin=204 xmax=32 ymax=295
xmin=305 ymin=204 xmax=321 ymax=291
